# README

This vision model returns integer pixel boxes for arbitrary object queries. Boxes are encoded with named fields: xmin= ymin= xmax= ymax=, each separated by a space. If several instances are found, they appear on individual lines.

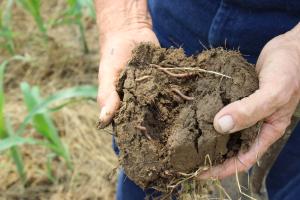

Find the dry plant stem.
xmin=168 ymin=155 xmax=211 ymax=190
xmin=171 ymin=88 xmax=195 ymax=101
xmin=167 ymin=167 xmax=206 ymax=193
xmin=136 ymin=125 xmax=152 ymax=140
xmin=135 ymin=75 xmax=152 ymax=82
xmin=235 ymin=160 xmax=257 ymax=200
xmin=150 ymin=64 xmax=194 ymax=78
xmin=215 ymin=182 xmax=233 ymax=200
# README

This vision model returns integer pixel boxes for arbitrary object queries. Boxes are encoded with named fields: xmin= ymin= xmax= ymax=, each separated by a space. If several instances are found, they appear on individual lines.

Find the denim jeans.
xmin=115 ymin=1 xmax=300 ymax=199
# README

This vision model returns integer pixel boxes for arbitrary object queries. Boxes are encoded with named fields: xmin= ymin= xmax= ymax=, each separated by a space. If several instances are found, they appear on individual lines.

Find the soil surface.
xmin=115 ymin=43 xmax=260 ymax=192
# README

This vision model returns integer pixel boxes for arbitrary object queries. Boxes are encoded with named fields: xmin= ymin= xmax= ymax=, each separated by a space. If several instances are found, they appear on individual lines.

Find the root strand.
xmin=136 ymin=75 xmax=152 ymax=82
xmin=136 ymin=125 xmax=152 ymax=140
xmin=150 ymin=63 xmax=232 ymax=79
xmin=150 ymin=64 xmax=194 ymax=78
xmin=171 ymin=88 xmax=195 ymax=101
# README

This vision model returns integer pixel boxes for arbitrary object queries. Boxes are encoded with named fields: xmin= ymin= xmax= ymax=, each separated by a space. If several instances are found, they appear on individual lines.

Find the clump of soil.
xmin=114 ymin=43 xmax=259 ymax=192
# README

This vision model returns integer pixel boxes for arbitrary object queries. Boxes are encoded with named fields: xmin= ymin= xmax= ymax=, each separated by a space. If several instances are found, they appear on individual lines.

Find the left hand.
xmin=199 ymin=23 xmax=300 ymax=179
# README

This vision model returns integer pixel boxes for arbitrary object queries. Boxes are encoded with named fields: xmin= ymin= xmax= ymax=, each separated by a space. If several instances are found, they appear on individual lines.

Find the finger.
xmin=97 ymin=53 xmax=128 ymax=128
xmin=213 ymin=85 xmax=289 ymax=134
xmin=97 ymin=85 xmax=120 ymax=128
xmin=199 ymin=116 xmax=290 ymax=179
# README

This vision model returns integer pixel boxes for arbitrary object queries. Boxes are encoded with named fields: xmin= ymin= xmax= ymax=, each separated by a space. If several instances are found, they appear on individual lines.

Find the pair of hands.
xmin=97 ymin=25 xmax=300 ymax=179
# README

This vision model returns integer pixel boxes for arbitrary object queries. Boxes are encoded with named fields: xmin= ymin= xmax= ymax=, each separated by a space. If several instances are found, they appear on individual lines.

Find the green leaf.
xmin=17 ymin=84 xmax=97 ymax=135
xmin=5 ymin=117 xmax=26 ymax=182
xmin=0 ymin=56 xmax=30 ymax=137
xmin=2 ymin=0 xmax=14 ymax=26
xmin=0 ymin=0 xmax=15 ymax=54
xmin=78 ymin=0 xmax=95 ymax=19
xmin=0 ymin=136 xmax=37 ymax=152
xmin=0 ymin=60 xmax=8 ymax=138
xmin=20 ymin=83 xmax=71 ymax=166
xmin=0 ymin=57 xmax=30 ymax=181
xmin=16 ymin=0 xmax=47 ymax=38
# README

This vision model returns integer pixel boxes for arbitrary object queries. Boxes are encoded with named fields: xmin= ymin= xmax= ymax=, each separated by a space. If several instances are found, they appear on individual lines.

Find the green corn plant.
xmin=19 ymin=83 xmax=98 ymax=171
xmin=0 ymin=59 xmax=27 ymax=182
xmin=0 ymin=57 xmax=97 ymax=181
xmin=0 ymin=0 xmax=15 ymax=54
xmin=46 ymin=153 xmax=56 ymax=183
xmin=16 ymin=0 xmax=47 ymax=39
xmin=52 ymin=0 xmax=96 ymax=53
xmin=21 ymin=83 xmax=72 ymax=168
xmin=16 ymin=84 xmax=98 ymax=136
xmin=0 ymin=83 xmax=97 ymax=180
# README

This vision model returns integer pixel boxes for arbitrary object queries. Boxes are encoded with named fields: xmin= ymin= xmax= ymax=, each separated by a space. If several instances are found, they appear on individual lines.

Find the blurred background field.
xmin=0 ymin=0 xmax=118 ymax=199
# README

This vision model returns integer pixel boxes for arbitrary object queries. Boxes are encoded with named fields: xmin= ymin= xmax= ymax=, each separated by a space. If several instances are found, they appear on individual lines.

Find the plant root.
xmin=136 ymin=75 xmax=152 ymax=82
xmin=150 ymin=63 xmax=232 ymax=79
xmin=171 ymin=88 xmax=195 ymax=101
xmin=163 ymin=67 xmax=232 ymax=79
xmin=150 ymin=64 xmax=194 ymax=78
xmin=136 ymin=125 xmax=152 ymax=140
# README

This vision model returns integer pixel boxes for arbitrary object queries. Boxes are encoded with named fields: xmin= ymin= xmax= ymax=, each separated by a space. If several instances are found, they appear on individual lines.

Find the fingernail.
xmin=97 ymin=120 xmax=106 ymax=129
xmin=98 ymin=107 xmax=110 ymax=128
xmin=217 ymin=115 xmax=235 ymax=133
xmin=99 ymin=106 xmax=108 ymax=120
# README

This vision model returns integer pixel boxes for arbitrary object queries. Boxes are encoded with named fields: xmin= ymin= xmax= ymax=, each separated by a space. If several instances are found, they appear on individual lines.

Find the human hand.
xmin=199 ymin=24 xmax=300 ymax=179
xmin=97 ymin=28 xmax=159 ymax=128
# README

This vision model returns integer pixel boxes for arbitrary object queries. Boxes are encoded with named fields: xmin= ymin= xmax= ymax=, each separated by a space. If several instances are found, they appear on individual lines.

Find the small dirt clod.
xmin=114 ymin=43 xmax=260 ymax=192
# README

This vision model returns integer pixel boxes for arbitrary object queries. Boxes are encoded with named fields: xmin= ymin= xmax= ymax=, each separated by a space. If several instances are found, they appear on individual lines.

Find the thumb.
xmin=97 ymin=58 xmax=124 ymax=128
xmin=97 ymin=86 xmax=120 ymax=129
xmin=213 ymin=88 xmax=284 ymax=133
xmin=97 ymin=39 xmax=134 ymax=128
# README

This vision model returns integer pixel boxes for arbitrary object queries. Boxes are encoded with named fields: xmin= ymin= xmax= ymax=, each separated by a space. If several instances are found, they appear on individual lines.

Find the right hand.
xmin=97 ymin=28 xmax=159 ymax=128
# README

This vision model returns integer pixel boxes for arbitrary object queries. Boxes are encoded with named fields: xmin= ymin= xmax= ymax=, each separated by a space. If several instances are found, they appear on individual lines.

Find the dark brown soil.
xmin=114 ymin=43 xmax=260 ymax=192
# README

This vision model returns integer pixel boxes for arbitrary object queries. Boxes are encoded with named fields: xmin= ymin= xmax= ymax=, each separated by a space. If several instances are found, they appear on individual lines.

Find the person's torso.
xmin=148 ymin=0 xmax=300 ymax=62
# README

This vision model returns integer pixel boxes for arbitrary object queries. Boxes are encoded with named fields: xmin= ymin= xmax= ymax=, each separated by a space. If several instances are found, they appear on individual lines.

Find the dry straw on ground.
xmin=0 ymin=1 xmax=118 ymax=199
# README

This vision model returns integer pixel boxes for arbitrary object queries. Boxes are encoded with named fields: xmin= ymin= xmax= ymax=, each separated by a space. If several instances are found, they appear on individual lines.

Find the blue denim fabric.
xmin=266 ymin=124 xmax=300 ymax=200
xmin=116 ymin=170 xmax=158 ymax=200
xmin=115 ymin=1 xmax=300 ymax=199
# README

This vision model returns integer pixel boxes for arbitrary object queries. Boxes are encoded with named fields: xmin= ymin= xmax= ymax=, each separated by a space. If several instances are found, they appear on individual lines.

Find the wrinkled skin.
xmin=96 ymin=0 xmax=300 ymax=179
xmin=200 ymin=24 xmax=300 ymax=179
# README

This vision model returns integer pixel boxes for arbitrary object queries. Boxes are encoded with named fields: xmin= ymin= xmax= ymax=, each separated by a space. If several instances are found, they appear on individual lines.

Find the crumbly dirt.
xmin=115 ymin=43 xmax=260 ymax=192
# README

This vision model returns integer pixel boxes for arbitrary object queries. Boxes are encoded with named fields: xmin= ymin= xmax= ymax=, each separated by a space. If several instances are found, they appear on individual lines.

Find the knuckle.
xmin=265 ymin=89 xmax=288 ymax=108
xmin=235 ymin=100 xmax=252 ymax=120
xmin=234 ymin=98 xmax=259 ymax=128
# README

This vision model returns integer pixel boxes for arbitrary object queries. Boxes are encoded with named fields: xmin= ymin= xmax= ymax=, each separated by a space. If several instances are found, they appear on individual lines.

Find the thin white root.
xmin=150 ymin=64 xmax=194 ymax=78
xmin=135 ymin=125 xmax=152 ymax=140
xmin=171 ymin=88 xmax=195 ymax=101
xmin=135 ymin=75 xmax=152 ymax=82
xmin=162 ymin=67 xmax=232 ymax=79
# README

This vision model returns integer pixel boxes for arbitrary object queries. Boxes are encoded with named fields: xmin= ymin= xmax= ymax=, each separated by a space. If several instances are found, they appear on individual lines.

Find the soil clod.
xmin=114 ymin=43 xmax=260 ymax=192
